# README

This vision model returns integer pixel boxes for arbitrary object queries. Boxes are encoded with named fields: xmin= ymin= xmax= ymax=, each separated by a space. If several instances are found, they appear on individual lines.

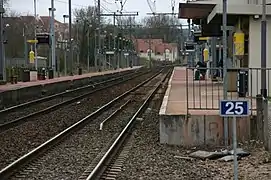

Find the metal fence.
xmin=186 ymin=67 xmax=271 ymax=114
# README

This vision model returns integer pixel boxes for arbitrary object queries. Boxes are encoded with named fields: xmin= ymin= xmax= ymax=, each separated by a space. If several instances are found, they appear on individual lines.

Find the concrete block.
xmin=159 ymin=114 xmax=250 ymax=146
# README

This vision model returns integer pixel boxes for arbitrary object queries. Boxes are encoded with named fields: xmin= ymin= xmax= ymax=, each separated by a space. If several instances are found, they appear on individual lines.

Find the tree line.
xmin=4 ymin=4 xmax=185 ymax=69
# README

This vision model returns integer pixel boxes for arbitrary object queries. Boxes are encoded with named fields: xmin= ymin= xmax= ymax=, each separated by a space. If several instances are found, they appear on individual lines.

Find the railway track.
xmin=0 ymin=68 xmax=171 ymax=179
xmin=0 ymin=69 xmax=148 ymax=131
xmin=84 ymin=69 xmax=171 ymax=180
xmin=0 ymin=70 xmax=139 ymax=110
xmin=0 ymin=69 xmax=159 ymax=171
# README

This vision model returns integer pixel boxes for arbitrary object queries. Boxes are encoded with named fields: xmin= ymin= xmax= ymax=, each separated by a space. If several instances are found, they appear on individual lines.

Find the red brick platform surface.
xmin=0 ymin=66 xmax=141 ymax=92
xmin=160 ymin=67 xmax=256 ymax=115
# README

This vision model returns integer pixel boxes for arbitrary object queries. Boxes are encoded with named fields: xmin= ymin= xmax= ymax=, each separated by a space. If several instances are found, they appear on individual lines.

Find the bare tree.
xmin=73 ymin=6 xmax=100 ymax=67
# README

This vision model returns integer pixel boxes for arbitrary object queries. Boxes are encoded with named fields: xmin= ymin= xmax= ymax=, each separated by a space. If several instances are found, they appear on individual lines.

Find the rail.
xmin=85 ymin=69 xmax=171 ymax=180
xmin=0 ymin=70 xmax=140 ymax=115
xmin=186 ymin=67 xmax=271 ymax=115
xmin=0 ymin=69 xmax=165 ymax=179
xmin=0 ymin=70 xmax=152 ymax=132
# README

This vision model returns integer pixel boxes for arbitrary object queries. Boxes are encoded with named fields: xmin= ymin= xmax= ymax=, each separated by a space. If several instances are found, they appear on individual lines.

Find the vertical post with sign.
xmin=220 ymin=100 xmax=249 ymax=180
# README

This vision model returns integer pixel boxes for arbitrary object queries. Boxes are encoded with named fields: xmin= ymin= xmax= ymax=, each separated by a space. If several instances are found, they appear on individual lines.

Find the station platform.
xmin=159 ymin=67 xmax=257 ymax=146
xmin=0 ymin=66 xmax=142 ymax=107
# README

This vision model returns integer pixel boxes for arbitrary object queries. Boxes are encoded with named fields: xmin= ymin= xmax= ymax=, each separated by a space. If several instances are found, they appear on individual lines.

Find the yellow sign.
xmin=199 ymin=37 xmax=209 ymax=41
xmin=234 ymin=32 xmax=245 ymax=56
xmin=29 ymin=51 xmax=35 ymax=63
xmin=203 ymin=48 xmax=209 ymax=62
xmin=27 ymin=40 xmax=38 ymax=43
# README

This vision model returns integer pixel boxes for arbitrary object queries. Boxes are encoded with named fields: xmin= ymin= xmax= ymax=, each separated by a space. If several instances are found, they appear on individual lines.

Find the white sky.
xmin=9 ymin=0 xmax=187 ymax=22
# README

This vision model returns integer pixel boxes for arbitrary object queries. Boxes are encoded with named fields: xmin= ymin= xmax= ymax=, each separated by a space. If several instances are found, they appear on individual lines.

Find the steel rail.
xmin=86 ymin=69 xmax=171 ymax=180
xmin=0 ymin=70 xmax=151 ymax=132
xmin=0 ymin=70 xmax=140 ymax=115
xmin=0 ymin=69 xmax=164 ymax=179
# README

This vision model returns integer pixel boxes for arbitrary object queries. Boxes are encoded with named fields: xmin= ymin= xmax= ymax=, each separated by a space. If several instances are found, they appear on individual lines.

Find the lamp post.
xmin=33 ymin=0 xmax=38 ymax=70
xmin=261 ymin=1 xmax=267 ymax=98
xmin=0 ymin=0 xmax=5 ymax=81
xmin=63 ymin=14 xmax=69 ymax=76
xmin=49 ymin=1 xmax=56 ymax=76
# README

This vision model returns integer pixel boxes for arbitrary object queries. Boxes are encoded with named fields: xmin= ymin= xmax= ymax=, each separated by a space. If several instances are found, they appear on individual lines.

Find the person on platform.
xmin=196 ymin=61 xmax=207 ymax=79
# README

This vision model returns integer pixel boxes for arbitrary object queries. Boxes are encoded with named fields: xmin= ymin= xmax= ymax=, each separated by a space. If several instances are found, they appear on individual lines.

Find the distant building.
xmin=134 ymin=39 xmax=178 ymax=62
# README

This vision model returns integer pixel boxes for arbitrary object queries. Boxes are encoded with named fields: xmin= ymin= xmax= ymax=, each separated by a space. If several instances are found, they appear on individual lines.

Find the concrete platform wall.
xmin=160 ymin=114 xmax=252 ymax=146
xmin=0 ymin=69 xmax=141 ymax=108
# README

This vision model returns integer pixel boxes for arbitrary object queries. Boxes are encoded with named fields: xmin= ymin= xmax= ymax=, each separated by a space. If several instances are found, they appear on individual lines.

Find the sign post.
xmin=220 ymin=100 xmax=249 ymax=180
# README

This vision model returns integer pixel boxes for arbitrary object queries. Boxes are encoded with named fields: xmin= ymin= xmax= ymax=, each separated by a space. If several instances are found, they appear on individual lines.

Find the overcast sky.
xmin=9 ymin=0 xmax=187 ymax=22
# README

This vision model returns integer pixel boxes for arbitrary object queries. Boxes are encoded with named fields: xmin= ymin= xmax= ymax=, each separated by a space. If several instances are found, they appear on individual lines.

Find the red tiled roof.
xmin=134 ymin=38 xmax=177 ymax=53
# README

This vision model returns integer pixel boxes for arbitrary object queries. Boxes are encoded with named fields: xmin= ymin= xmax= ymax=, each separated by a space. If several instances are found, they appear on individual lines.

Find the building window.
xmin=140 ymin=50 xmax=144 ymax=53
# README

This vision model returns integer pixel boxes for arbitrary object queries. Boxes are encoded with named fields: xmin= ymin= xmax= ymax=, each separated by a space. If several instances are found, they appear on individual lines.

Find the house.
xmin=134 ymin=38 xmax=178 ymax=62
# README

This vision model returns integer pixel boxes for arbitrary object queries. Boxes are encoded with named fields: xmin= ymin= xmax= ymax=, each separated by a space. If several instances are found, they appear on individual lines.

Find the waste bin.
xmin=22 ymin=69 xmax=30 ymax=82
xmin=78 ymin=68 xmax=82 ymax=75
xmin=194 ymin=70 xmax=200 ymax=80
xmin=48 ymin=69 xmax=54 ymax=79
xmin=238 ymin=70 xmax=248 ymax=97
xmin=227 ymin=69 xmax=238 ymax=92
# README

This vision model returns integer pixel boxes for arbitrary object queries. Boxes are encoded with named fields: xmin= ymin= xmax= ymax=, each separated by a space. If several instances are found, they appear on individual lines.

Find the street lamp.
xmin=261 ymin=0 xmax=267 ymax=98
xmin=63 ymin=14 xmax=69 ymax=75
xmin=34 ymin=0 xmax=38 ymax=70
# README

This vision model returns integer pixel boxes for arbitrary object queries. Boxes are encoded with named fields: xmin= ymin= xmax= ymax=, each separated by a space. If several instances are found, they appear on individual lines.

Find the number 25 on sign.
xmin=220 ymin=100 xmax=249 ymax=117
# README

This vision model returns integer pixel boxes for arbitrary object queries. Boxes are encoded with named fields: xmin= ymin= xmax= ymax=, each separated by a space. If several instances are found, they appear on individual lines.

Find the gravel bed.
xmin=0 ymin=72 xmax=139 ymax=125
xmin=10 ymin=94 xmax=147 ymax=179
xmin=117 ymin=94 xmax=271 ymax=180
xmin=0 ymin=97 xmax=69 ymax=124
xmin=0 ymin=72 xmax=155 ymax=170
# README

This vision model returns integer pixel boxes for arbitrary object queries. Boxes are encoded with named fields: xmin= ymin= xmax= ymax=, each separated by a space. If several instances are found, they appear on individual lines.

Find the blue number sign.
xmin=220 ymin=100 xmax=249 ymax=117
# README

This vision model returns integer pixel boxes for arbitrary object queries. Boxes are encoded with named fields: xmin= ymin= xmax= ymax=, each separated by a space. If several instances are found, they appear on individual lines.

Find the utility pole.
xmin=113 ymin=13 xmax=116 ymax=69
xmin=261 ymin=0 xmax=270 ymax=151
xmin=63 ymin=15 xmax=69 ymax=76
xmin=222 ymin=0 xmax=229 ymax=147
xmin=76 ymin=22 xmax=79 ymax=69
xmin=97 ymin=0 xmax=101 ymax=71
xmin=23 ymin=27 xmax=28 ymax=66
xmin=87 ymin=26 xmax=90 ymax=72
xmin=34 ymin=0 xmax=38 ymax=70
xmin=0 ymin=0 xmax=4 ymax=81
xmin=68 ymin=0 xmax=73 ymax=75
xmin=50 ymin=0 xmax=56 ymax=76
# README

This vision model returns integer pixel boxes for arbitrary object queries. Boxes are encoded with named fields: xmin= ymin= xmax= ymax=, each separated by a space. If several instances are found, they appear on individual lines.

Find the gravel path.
xmin=116 ymin=91 xmax=271 ymax=180
xmin=0 ymin=72 xmax=155 ymax=170
xmin=10 ymin=77 xmax=160 ymax=179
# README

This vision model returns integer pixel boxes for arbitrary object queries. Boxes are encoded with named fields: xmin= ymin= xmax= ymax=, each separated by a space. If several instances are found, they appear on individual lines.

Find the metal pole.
xmin=34 ymin=0 xmax=38 ymax=70
xmin=0 ymin=0 xmax=4 ymax=81
xmin=113 ymin=13 xmax=116 ymax=69
xmin=261 ymin=0 xmax=267 ymax=97
xmin=261 ymin=0 xmax=270 ymax=151
xmin=187 ymin=19 xmax=191 ymax=67
xmin=23 ymin=27 xmax=28 ymax=66
xmin=68 ymin=0 xmax=73 ymax=75
xmin=87 ymin=28 xmax=90 ymax=72
xmin=97 ymin=0 xmax=101 ymax=71
xmin=222 ymin=0 xmax=229 ymax=147
xmin=148 ymin=35 xmax=151 ymax=68
xmin=63 ymin=16 xmax=67 ymax=76
xmin=50 ymin=0 xmax=56 ymax=76
xmin=76 ymin=23 xmax=79 ymax=68
xmin=232 ymin=116 xmax=238 ymax=180
xmin=94 ymin=30 xmax=97 ymax=70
